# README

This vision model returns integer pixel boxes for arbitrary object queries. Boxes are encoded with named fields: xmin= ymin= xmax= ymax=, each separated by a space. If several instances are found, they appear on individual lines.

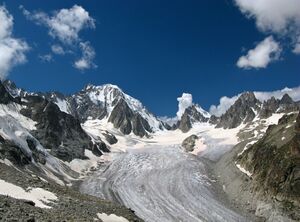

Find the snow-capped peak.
xmin=176 ymin=93 xmax=210 ymax=120
xmin=194 ymin=104 xmax=211 ymax=119
xmin=81 ymin=83 xmax=163 ymax=131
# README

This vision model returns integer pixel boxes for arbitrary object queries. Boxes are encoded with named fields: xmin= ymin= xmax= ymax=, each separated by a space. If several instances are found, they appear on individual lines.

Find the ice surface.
xmin=81 ymin=147 xmax=246 ymax=222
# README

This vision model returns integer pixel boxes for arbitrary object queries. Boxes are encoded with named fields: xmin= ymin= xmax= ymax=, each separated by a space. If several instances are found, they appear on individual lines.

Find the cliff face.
xmin=236 ymin=111 xmax=300 ymax=213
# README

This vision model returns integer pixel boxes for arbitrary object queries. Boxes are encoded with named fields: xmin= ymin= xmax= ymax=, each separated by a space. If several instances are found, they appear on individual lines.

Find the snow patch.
xmin=235 ymin=163 xmax=252 ymax=177
xmin=0 ymin=179 xmax=57 ymax=208
xmin=67 ymin=150 xmax=102 ymax=176
xmin=54 ymin=98 xmax=69 ymax=114
xmin=97 ymin=213 xmax=129 ymax=222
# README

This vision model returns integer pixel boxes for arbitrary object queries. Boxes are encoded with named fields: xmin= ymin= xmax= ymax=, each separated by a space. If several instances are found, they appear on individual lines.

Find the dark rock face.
xmin=2 ymin=80 xmax=27 ymax=98
xmin=237 ymin=112 xmax=300 ymax=210
xmin=216 ymin=92 xmax=300 ymax=129
xmin=108 ymin=98 xmax=152 ymax=137
xmin=20 ymin=96 xmax=107 ymax=162
xmin=259 ymin=96 xmax=279 ymax=118
xmin=109 ymin=99 xmax=133 ymax=135
xmin=279 ymin=94 xmax=300 ymax=112
xmin=181 ymin=135 xmax=199 ymax=152
xmin=37 ymin=84 xmax=162 ymax=138
xmin=178 ymin=112 xmax=192 ymax=133
xmin=209 ymin=115 xmax=219 ymax=125
xmin=217 ymin=92 xmax=260 ymax=129
xmin=102 ymin=131 xmax=118 ymax=145
xmin=66 ymin=93 xmax=107 ymax=122
xmin=0 ymin=140 xmax=32 ymax=166
xmin=0 ymin=81 xmax=19 ymax=104
xmin=259 ymin=94 xmax=299 ymax=119
xmin=177 ymin=105 xmax=209 ymax=133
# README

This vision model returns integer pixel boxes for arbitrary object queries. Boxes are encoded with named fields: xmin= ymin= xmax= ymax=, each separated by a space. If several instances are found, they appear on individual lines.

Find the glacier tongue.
xmin=81 ymin=146 xmax=245 ymax=222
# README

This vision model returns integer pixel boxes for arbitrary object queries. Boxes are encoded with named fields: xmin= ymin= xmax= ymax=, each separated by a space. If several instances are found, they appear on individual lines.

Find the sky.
xmin=0 ymin=0 xmax=299 ymax=117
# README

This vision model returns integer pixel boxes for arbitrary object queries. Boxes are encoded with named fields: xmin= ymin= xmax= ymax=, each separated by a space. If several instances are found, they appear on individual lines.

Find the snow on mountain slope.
xmin=194 ymin=104 xmax=211 ymax=118
xmin=0 ymin=103 xmax=38 ymax=157
xmin=0 ymin=102 xmax=80 ymax=186
xmin=82 ymin=118 xmax=240 ymax=157
xmin=52 ymin=97 xmax=70 ymax=114
xmin=84 ymin=84 xmax=163 ymax=131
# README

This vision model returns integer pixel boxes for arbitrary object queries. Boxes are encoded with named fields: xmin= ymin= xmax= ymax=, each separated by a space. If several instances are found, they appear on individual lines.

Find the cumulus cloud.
xmin=209 ymin=86 xmax=300 ymax=116
xmin=176 ymin=93 xmax=193 ymax=119
xmin=0 ymin=5 xmax=29 ymax=79
xmin=234 ymin=0 xmax=300 ymax=55
xmin=74 ymin=41 xmax=96 ymax=71
xmin=237 ymin=36 xmax=281 ymax=69
xmin=209 ymin=95 xmax=239 ymax=117
xmin=254 ymin=86 xmax=300 ymax=102
xmin=20 ymin=5 xmax=95 ymax=44
xmin=21 ymin=5 xmax=96 ymax=70
xmin=51 ymin=44 xmax=65 ymax=55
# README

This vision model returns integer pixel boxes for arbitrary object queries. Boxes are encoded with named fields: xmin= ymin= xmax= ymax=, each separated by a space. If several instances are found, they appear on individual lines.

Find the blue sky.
xmin=0 ymin=0 xmax=299 ymax=117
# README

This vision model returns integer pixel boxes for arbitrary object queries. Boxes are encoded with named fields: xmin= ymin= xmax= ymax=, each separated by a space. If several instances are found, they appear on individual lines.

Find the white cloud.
xmin=39 ymin=54 xmax=53 ymax=62
xmin=51 ymin=44 xmax=65 ymax=55
xmin=21 ymin=5 xmax=96 ymax=70
xmin=209 ymin=95 xmax=239 ymax=117
xmin=293 ymin=36 xmax=300 ymax=54
xmin=237 ymin=36 xmax=281 ymax=69
xmin=254 ymin=86 xmax=300 ymax=102
xmin=21 ymin=5 xmax=95 ymax=44
xmin=176 ymin=93 xmax=193 ymax=119
xmin=234 ymin=0 xmax=300 ymax=54
xmin=74 ymin=41 xmax=96 ymax=71
xmin=0 ymin=6 xmax=29 ymax=79
xmin=209 ymin=86 xmax=300 ymax=116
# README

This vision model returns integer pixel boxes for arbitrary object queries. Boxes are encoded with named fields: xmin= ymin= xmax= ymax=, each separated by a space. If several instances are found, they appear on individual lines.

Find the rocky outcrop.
xmin=2 ymin=80 xmax=27 ymax=98
xmin=181 ymin=135 xmax=198 ymax=152
xmin=259 ymin=96 xmax=279 ymax=118
xmin=0 ymin=138 xmax=32 ymax=166
xmin=236 ymin=111 xmax=300 ymax=217
xmin=177 ymin=105 xmax=210 ymax=133
xmin=259 ymin=94 xmax=299 ymax=118
xmin=108 ymin=98 xmax=152 ymax=137
xmin=178 ymin=112 xmax=193 ymax=133
xmin=18 ymin=83 xmax=164 ymax=138
xmin=20 ymin=96 xmax=107 ymax=162
xmin=102 ymin=131 xmax=118 ymax=145
xmin=0 ymin=81 xmax=19 ymax=104
xmin=216 ymin=92 xmax=300 ymax=129
xmin=216 ymin=92 xmax=260 ymax=129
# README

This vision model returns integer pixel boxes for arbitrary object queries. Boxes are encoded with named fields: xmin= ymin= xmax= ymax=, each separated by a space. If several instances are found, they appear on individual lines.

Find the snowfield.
xmin=79 ymin=113 xmax=287 ymax=221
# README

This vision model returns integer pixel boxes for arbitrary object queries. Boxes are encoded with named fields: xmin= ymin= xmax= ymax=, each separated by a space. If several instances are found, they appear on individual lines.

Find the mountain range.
xmin=0 ymin=79 xmax=299 ymax=221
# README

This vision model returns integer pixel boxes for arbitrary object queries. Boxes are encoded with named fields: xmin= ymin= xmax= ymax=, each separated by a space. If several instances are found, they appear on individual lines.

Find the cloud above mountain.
xmin=237 ymin=36 xmax=281 ymax=69
xmin=177 ymin=93 xmax=193 ymax=119
xmin=234 ymin=0 xmax=300 ymax=69
xmin=210 ymin=86 xmax=300 ymax=116
xmin=20 ymin=5 xmax=96 ymax=71
xmin=20 ymin=5 xmax=95 ymax=44
xmin=0 ymin=5 xmax=29 ymax=80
